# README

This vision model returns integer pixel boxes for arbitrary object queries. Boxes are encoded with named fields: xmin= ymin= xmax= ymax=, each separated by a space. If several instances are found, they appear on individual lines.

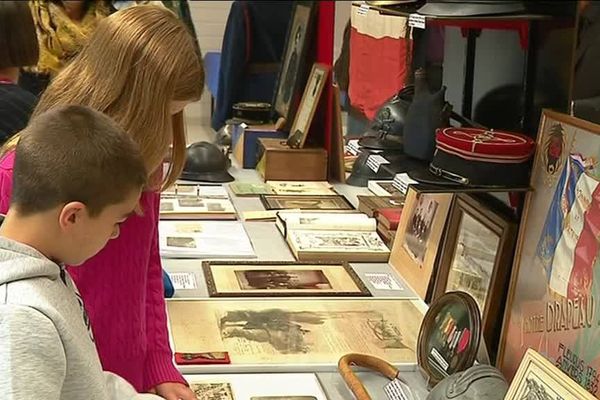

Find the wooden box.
xmin=256 ymin=138 xmax=328 ymax=181
xmin=231 ymin=124 xmax=287 ymax=168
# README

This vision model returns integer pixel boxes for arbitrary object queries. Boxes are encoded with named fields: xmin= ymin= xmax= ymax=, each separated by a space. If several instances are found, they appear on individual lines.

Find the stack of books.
xmin=357 ymin=195 xmax=404 ymax=247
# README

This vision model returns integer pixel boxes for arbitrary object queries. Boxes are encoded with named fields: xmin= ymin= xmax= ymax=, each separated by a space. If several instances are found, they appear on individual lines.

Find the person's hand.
xmin=152 ymin=382 xmax=196 ymax=400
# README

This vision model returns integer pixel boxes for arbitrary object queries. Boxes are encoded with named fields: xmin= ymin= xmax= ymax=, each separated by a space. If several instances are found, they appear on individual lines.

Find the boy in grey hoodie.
xmin=0 ymin=105 xmax=161 ymax=399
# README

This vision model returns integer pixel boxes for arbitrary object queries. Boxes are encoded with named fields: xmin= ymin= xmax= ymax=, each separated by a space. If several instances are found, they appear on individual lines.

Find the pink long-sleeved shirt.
xmin=0 ymin=151 xmax=185 ymax=391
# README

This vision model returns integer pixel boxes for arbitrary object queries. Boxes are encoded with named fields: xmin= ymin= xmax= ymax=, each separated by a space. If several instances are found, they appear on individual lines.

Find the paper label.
xmin=365 ymin=273 xmax=403 ymax=291
xmin=431 ymin=347 xmax=450 ymax=372
xmin=366 ymin=154 xmax=390 ymax=173
xmin=408 ymin=14 xmax=426 ymax=29
xmin=346 ymin=139 xmax=361 ymax=156
xmin=384 ymin=378 xmax=415 ymax=400
xmin=357 ymin=3 xmax=370 ymax=16
xmin=169 ymin=272 xmax=198 ymax=290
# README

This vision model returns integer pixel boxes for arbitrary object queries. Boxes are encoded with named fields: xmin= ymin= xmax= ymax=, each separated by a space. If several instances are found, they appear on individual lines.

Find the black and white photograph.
xmin=236 ymin=269 xmax=332 ymax=291
xmin=403 ymin=194 xmax=439 ymax=265
xmin=190 ymin=382 xmax=234 ymax=400
xmin=166 ymin=236 xmax=196 ymax=249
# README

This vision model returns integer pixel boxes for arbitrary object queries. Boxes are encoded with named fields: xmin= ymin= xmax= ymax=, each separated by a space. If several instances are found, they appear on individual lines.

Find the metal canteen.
xmin=426 ymin=365 xmax=508 ymax=400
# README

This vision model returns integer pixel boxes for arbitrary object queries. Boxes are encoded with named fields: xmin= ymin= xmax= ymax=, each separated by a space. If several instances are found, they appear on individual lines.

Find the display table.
xmin=162 ymin=165 xmax=431 ymax=399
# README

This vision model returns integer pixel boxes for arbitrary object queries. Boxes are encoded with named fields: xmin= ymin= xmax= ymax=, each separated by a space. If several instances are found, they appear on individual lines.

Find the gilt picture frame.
xmin=202 ymin=261 xmax=370 ymax=297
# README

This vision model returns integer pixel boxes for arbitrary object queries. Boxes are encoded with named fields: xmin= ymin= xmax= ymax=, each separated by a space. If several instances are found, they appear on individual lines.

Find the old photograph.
xmin=403 ymin=193 xmax=439 ymax=265
xmin=160 ymin=201 xmax=174 ymax=212
xmin=190 ymin=383 xmax=234 ymax=400
xmin=261 ymin=195 xmax=352 ymax=211
xmin=446 ymin=213 xmax=500 ymax=310
xmin=202 ymin=261 xmax=370 ymax=297
xmin=178 ymin=198 xmax=205 ymax=208
xmin=236 ymin=269 xmax=332 ymax=290
xmin=166 ymin=236 xmax=196 ymax=249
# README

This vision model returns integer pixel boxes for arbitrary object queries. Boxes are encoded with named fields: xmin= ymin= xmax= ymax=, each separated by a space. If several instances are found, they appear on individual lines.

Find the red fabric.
xmin=348 ymin=27 xmax=411 ymax=120
xmin=310 ymin=0 xmax=334 ymax=151
xmin=0 ymin=151 xmax=185 ymax=392
xmin=436 ymin=127 xmax=535 ymax=161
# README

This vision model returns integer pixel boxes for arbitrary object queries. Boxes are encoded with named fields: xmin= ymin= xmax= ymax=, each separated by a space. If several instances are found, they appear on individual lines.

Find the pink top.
xmin=0 ymin=151 xmax=185 ymax=391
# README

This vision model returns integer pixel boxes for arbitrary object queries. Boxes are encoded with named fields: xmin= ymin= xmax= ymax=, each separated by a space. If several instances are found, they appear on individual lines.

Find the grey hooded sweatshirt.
xmin=0 ymin=237 xmax=160 ymax=400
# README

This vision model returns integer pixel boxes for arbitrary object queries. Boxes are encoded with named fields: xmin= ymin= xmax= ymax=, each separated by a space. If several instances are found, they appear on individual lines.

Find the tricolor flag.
xmin=536 ymin=154 xmax=600 ymax=299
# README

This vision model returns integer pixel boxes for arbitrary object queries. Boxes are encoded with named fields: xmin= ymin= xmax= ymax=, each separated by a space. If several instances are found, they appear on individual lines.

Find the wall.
xmin=186 ymin=1 xmax=233 ymax=141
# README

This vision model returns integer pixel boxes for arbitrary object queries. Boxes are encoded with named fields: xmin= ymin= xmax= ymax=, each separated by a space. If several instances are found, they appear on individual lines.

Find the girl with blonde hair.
xmin=0 ymin=5 xmax=203 ymax=399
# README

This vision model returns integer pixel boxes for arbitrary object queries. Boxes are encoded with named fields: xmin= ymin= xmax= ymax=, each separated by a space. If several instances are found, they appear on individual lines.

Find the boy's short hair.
xmin=13 ymin=105 xmax=147 ymax=217
xmin=0 ymin=1 xmax=39 ymax=69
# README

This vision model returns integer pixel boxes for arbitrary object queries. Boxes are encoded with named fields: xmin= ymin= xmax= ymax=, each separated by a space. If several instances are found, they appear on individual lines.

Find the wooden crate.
xmin=256 ymin=138 xmax=327 ymax=181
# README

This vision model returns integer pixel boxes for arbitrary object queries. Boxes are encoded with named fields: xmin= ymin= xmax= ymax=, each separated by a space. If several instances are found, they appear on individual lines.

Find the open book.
xmin=159 ymin=197 xmax=236 ymax=220
xmin=275 ymin=212 xmax=390 ymax=262
xmin=159 ymin=221 xmax=255 ymax=259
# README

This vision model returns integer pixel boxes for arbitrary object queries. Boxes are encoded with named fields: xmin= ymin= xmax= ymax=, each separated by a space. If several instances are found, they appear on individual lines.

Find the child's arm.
xmin=0 ymin=305 xmax=66 ymax=399
xmin=142 ymin=192 xmax=187 ymax=390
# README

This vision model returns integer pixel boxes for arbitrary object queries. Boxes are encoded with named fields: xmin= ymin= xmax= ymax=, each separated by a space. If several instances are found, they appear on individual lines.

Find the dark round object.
xmin=181 ymin=141 xmax=234 ymax=183
xmin=417 ymin=292 xmax=481 ymax=386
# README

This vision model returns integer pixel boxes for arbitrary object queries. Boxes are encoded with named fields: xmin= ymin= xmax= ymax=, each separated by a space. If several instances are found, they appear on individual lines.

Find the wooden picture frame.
xmin=260 ymin=194 xmax=353 ymax=211
xmin=498 ymin=110 xmax=600 ymax=394
xmin=287 ymin=63 xmax=330 ymax=149
xmin=432 ymin=194 xmax=517 ymax=363
xmin=329 ymin=83 xmax=345 ymax=182
xmin=505 ymin=349 xmax=595 ymax=400
xmin=202 ymin=261 xmax=371 ymax=297
xmin=273 ymin=1 xmax=316 ymax=128
xmin=389 ymin=186 xmax=453 ymax=300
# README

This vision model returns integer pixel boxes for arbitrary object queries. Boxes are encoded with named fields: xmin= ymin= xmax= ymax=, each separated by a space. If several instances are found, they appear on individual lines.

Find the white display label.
xmin=365 ymin=273 xmax=403 ymax=291
xmin=357 ymin=3 xmax=370 ymax=16
xmin=366 ymin=154 xmax=390 ymax=173
xmin=384 ymin=378 xmax=415 ymax=400
xmin=408 ymin=14 xmax=426 ymax=29
xmin=346 ymin=139 xmax=361 ymax=156
xmin=169 ymin=272 xmax=198 ymax=290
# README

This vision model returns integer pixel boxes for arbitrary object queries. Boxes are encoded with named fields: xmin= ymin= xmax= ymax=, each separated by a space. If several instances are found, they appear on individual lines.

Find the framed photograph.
xmin=389 ymin=187 xmax=453 ymax=300
xmin=287 ymin=63 xmax=330 ymax=148
xmin=273 ymin=1 xmax=316 ymax=127
xmin=202 ymin=261 xmax=371 ymax=297
xmin=505 ymin=349 xmax=595 ymax=400
xmin=498 ymin=110 xmax=600 ymax=397
xmin=167 ymin=298 xmax=426 ymax=372
xmin=184 ymin=373 xmax=328 ymax=400
xmin=260 ymin=194 xmax=354 ymax=211
xmin=432 ymin=194 xmax=517 ymax=363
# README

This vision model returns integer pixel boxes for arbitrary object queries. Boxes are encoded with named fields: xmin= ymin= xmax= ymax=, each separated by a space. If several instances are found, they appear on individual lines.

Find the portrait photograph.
xmin=202 ymin=261 xmax=370 ymax=297
xmin=389 ymin=187 xmax=453 ymax=300
xmin=403 ymin=193 xmax=439 ymax=264
xmin=273 ymin=2 xmax=316 ymax=125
